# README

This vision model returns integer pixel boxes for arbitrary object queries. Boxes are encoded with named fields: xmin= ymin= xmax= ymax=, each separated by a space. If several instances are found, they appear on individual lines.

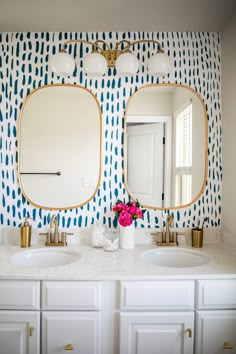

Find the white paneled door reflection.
xmin=127 ymin=123 xmax=164 ymax=207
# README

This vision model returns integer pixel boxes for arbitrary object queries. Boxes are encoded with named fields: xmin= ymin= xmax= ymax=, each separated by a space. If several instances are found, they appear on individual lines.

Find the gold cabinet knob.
xmin=29 ymin=326 xmax=34 ymax=337
xmin=224 ymin=342 xmax=233 ymax=349
xmin=186 ymin=328 xmax=192 ymax=338
xmin=64 ymin=343 xmax=74 ymax=350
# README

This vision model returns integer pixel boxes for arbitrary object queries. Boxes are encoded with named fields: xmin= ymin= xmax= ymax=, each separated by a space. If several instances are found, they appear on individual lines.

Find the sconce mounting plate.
xmin=101 ymin=49 xmax=122 ymax=67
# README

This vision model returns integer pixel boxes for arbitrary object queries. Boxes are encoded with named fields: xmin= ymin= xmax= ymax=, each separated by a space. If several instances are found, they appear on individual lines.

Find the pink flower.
xmin=113 ymin=199 xmax=146 ymax=226
xmin=128 ymin=205 xmax=137 ymax=215
xmin=112 ymin=203 xmax=128 ymax=213
xmin=118 ymin=210 xmax=133 ymax=227
xmin=129 ymin=206 xmax=143 ymax=219
xmin=135 ymin=208 xmax=143 ymax=219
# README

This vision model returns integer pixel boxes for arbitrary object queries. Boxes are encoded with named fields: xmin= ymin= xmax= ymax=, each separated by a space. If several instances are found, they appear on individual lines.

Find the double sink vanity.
xmin=11 ymin=245 xmax=209 ymax=269
xmin=1 ymin=77 xmax=233 ymax=354
xmin=0 ymin=235 xmax=236 ymax=354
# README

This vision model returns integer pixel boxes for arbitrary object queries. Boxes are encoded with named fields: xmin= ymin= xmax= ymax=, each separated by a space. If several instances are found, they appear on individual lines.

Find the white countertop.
xmin=0 ymin=241 xmax=236 ymax=280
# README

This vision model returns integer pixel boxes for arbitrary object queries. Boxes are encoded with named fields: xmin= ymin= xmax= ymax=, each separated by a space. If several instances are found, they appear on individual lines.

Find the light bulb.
xmin=83 ymin=52 xmax=107 ymax=77
xmin=50 ymin=51 xmax=75 ymax=77
xmin=147 ymin=52 xmax=172 ymax=77
xmin=115 ymin=52 xmax=139 ymax=76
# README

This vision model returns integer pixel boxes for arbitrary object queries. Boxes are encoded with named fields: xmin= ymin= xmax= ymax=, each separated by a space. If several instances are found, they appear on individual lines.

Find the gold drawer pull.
xmin=29 ymin=326 xmax=34 ymax=337
xmin=64 ymin=344 xmax=74 ymax=351
xmin=224 ymin=342 xmax=233 ymax=349
xmin=186 ymin=328 xmax=192 ymax=338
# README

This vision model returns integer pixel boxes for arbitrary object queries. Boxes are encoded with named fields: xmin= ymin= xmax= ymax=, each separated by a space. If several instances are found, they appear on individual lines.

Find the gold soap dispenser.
xmin=20 ymin=217 xmax=32 ymax=248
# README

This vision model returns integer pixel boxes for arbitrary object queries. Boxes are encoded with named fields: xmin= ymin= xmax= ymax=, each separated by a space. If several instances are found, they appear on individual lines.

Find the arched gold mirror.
xmin=18 ymin=84 xmax=101 ymax=210
xmin=124 ymin=84 xmax=208 ymax=210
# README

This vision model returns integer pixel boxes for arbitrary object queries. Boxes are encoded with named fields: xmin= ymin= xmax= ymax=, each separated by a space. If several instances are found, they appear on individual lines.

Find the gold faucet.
xmin=165 ymin=214 xmax=173 ymax=243
xmin=39 ymin=214 xmax=73 ymax=246
xmin=50 ymin=214 xmax=59 ymax=243
xmin=155 ymin=214 xmax=178 ymax=246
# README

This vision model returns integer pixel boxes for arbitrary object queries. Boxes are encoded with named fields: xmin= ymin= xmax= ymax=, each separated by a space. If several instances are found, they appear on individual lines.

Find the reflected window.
xmin=174 ymin=103 xmax=192 ymax=205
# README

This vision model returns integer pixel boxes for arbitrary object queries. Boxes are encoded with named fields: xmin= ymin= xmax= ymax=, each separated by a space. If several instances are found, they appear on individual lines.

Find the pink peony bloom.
xmin=128 ymin=206 xmax=143 ymax=219
xmin=113 ymin=199 xmax=145 ymax=226
xmin=128 ymin=205 xmax=137 ymax=215
xmin=135 ymin=208 xmax=143 ymax=218
xmin=118 ymin=210 xmax=133 ymax=227
xmin=112 ymin=203 xmax=129 ymax=212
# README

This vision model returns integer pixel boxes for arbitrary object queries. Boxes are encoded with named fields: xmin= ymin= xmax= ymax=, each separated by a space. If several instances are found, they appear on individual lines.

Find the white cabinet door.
xmin=120 ymin=312 xmax=194 ymax=354
xmin=42 ymin=311 xmax=101 ymax=354
xmin=196 ymin=310 xmax=236 ymax=354
xmin=0 ymin=311 xmax=40 ymax=354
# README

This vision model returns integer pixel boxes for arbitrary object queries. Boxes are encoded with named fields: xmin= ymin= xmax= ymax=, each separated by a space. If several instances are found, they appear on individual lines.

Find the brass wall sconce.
xmin=51 ymin=39 xmax=172 ymax=78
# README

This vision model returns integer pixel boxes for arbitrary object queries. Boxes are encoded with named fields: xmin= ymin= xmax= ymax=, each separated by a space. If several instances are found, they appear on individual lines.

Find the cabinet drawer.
xmin=197 ymin=279 xmax=236 ymax=309
xmin=0 ymin=280 xmax=40 ymax=310
xmin=42 ymin=281 xmax=101 ymax=310
xmin=120 ymin=280 xmax=195 ymax=310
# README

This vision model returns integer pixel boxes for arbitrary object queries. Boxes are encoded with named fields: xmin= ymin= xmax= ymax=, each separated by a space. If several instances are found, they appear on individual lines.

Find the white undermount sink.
xmin=140 ymin=248 xmax=210 ymax=268
xmin=11 ymin=248 xmax=81 ymax=268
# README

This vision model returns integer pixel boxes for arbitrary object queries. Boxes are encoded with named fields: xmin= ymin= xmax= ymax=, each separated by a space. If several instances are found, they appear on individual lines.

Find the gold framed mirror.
xmin=18 ymin=84 xmax=102 ymax=210
xmin=124 ymin=83 xmax=208 ymax=210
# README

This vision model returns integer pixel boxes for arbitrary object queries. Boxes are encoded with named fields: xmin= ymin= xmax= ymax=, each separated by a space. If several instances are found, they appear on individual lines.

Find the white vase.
xmin=119 ymin=224 xmax=135 ymax=249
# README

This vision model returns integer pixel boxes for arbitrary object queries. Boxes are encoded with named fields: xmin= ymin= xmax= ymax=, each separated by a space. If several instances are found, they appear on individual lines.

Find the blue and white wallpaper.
xmin=0 ymin=32 xmax=222 ymax=229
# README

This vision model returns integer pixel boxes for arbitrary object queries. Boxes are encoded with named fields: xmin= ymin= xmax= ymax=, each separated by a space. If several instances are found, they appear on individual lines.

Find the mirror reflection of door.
xmin=127 ymin=123 xmax=164 ymax=207
xmin=126 ymin=116 xmax=172 ymax=208
xmin=125 ymin=84 xmax=207 ymax=209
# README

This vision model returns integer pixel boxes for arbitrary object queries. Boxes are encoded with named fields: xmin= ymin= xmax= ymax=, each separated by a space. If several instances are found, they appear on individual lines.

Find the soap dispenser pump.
xmin=20 ymin=217 xmax=32 ymax=248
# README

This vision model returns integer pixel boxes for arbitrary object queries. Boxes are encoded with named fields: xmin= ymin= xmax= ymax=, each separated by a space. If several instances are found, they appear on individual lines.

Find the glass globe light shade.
xmin=115 ymin=52 xmax=139 ymax=76
xmin=147 ymin=52 xmax=172 ymax=77
xmin=50 ymin=51 xmax=75 ymax=77
xmin=83 ymin=52 xmax=107 ymax=77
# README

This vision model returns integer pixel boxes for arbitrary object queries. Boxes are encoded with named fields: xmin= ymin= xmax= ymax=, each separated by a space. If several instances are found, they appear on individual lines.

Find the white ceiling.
xmin=0 ymin=0 xmax=235 ymax=32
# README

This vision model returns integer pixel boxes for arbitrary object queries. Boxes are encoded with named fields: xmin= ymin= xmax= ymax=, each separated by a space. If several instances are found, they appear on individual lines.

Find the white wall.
xmin=0 ymin=32 xmax=222 ymax=229
xmin=221 ymin=13 xmax=236 ymax=252
xmin=127 ymin=91 xmax=173 ymax=115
